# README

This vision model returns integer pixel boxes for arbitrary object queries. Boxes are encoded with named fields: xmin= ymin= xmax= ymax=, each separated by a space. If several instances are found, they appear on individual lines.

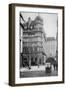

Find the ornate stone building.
xmin=20 ymin=16 xmax=46 ymax=68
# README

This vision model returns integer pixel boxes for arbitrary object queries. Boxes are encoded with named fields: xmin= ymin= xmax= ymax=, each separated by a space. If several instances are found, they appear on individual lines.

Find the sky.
xmin=20 ymin=12 xmax=58 ymax=38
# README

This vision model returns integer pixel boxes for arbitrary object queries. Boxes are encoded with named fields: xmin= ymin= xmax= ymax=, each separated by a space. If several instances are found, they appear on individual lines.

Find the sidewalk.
xmin=20 ymin=65 xmax=45 ymax=72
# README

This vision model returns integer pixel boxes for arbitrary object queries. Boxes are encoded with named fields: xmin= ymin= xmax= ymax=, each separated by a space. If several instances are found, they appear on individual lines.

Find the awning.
xmin=46 ymin=57 xmax=58 ymax=65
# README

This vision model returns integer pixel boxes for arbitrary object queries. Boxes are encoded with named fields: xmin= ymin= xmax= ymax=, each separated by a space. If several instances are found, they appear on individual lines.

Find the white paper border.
xmin=15 ymin=6 xmax=63 ymax=84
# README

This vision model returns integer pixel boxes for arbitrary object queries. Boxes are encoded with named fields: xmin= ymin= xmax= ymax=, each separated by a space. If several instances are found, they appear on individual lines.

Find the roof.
xmin=21 ymin=15 xmax=43 ymax=30
xmin=22 ymin=21 xmax=35 ymax=30
xmin=35 ymin=16 xmax=43 ymax=22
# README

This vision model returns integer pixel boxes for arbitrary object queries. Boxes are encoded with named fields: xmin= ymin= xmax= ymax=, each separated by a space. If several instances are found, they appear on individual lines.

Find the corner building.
xmin=20 ymin=16 xmax=46 ymax=68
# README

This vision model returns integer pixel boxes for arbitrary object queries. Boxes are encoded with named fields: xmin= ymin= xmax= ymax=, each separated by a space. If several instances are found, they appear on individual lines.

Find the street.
xmin=20 ymin=70 xmax=58 ymax=78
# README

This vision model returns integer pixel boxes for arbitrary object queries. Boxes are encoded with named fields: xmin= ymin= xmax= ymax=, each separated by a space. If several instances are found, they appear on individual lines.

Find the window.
xmin=23 ymin=47 xmax=28 ymax=53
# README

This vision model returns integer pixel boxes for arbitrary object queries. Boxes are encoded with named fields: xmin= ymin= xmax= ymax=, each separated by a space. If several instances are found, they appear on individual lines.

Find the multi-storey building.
xmin=20 ymin=16 xmax=46 ymax=68
xmin=45 ymin=37 xmax=57 ymax=58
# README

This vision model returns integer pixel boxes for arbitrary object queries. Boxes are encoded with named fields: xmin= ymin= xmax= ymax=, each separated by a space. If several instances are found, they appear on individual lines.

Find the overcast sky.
xmin=20 ymin=12 xmax=58 ymax=38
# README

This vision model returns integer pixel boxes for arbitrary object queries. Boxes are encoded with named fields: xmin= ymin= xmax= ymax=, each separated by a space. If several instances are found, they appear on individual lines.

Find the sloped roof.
xmin=22 ymin=21 xmax=35 ymax=29
xmin=21 ymin=16 xmax=43 ymax=30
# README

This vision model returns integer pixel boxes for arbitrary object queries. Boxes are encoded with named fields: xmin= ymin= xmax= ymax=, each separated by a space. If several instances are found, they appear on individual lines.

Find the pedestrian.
xmin=54 ymin=64 xmax=56 ymax=70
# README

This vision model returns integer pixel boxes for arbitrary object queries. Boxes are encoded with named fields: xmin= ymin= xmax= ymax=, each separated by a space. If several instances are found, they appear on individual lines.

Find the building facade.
xmin=20 ymin=16 xmax=46 ymax=68
xmin=55 ymin=31 xmax=58 ymax=70
xmin=45 ymin=37 xmax=57 ymax=58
